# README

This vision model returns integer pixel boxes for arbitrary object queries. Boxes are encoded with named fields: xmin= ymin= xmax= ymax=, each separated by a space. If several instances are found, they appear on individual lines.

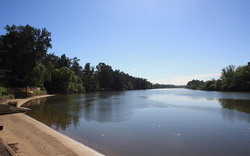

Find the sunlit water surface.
xmin=24 ymin=89 xmax=250 ymax=156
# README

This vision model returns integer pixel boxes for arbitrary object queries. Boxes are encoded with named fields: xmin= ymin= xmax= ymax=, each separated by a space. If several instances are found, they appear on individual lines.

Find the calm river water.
xmin=24 ymin=89 xmax=250 ymax=156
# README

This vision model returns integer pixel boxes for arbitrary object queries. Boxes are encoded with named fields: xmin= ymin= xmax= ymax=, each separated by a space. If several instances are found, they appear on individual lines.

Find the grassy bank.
xmin=0 ymin=87 xmax=14 ymax=103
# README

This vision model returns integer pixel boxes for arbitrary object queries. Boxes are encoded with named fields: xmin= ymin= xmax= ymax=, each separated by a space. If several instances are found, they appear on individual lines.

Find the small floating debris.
xmin=148 ymin=124 xmax=162 ymax=128
xmin=177 ymin=134 xmax=181 ymax=136
xmin=102 ymin=134 xmax=105 ymax=137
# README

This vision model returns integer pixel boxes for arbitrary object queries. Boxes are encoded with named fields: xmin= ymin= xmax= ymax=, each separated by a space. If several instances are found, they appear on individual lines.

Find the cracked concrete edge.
xmin=1 ymin=138 xmax=17 ymax=156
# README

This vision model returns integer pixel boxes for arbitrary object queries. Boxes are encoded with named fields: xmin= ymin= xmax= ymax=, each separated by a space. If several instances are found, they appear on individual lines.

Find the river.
xmin=24 ymin=88 xmax=250 ymax=156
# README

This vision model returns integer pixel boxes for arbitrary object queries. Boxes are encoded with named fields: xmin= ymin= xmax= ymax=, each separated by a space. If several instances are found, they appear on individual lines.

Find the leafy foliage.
xmin=96 ymin=63 xmax=114 ymax=90
xmin=48 ymin=67 xmax=84 ymax=94
xmin=0 ymin=86 xmax=13 ymax=98
xmin=221 ymin=65 xmax=236 ymax=90
xmin=82 ymin=63 xmax=99 ymax=92
xmin=187 ymin=62 xmax=250 ymax=92
xmin=186 ymin=80 xmax=204 ymax=90
xmin=0 ymin=25 xmax=52 ymax=86
xmin=0 ymin=24 xmax=153 ymax=94
xmin=24 ymin=63 xmax=46 ymax=87
xmin=152 ymin=84 xmax=186 ymax=89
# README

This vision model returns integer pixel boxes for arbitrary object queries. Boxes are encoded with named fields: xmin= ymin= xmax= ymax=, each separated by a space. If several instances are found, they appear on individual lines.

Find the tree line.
xmin=0 ymin=25 xmax=153 ymax=94
xmin=153 ymin=83 xmax=185 ymax=89
xmin=186 ymin=62 xmax=250 ymax=92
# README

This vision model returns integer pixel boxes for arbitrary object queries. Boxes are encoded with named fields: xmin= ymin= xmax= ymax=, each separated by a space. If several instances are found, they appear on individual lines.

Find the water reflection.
xmin=24 ymin=96 xmax=80 ymax=130
xmin=219 ymin=99 xmax=250 ymax=114
xmin=148 ymin=90 xmax=250 ymax=124
xmin=24 ymin=89 xmax=250 ymax=156
xmin=218 ymin=99 xmax=250 ymax=123
xmin=25 ymin=91 xmax=250 ymax=131
xmin=81 ymin=92 xmax=135 ymax=122
xmin=173 ymin=89 xmax=250 ymax=100
xmin=25 ymin=91 xmax=137 ymax=130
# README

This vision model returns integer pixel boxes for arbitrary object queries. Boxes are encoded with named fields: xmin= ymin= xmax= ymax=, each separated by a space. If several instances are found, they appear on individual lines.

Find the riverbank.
xmin=0 ymin=95 xmax=103 ymax=156
xmin=3 ymin=94 xmax=55 ymax=108
xmin=0 ymin=95 xmax=55 ymax=115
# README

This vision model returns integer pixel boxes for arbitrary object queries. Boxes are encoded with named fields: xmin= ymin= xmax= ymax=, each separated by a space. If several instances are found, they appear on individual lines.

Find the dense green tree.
xmin=121 ymin=73 xmax=135 ymax=90
xmin=83 ymin=63 xmax=94 ymax=75
xmin=43 ymin=53 xmax=60 ymax=68
xmin=221 ymin=65 xmax=236 ymax=91
xmin=187 ymin=62 xmax=250 ymax=92
xmin=152 ymin=83 xmax=184 ymax=89
xmin=42 ymin=53 xmax=58 ymax=83
xmin=24 ymin=63 xmax=46 ymax=87
xmin=186 ymin=79 xmax=204 ymax=90
xmin=135 ymin=78 xmax=151 ymax=89
xmin=126 ymin=82 xmax=134 ymax=90
xmin=0 ymin=25 xmax=52 ymax=86
xmin=96 ymin=63 xmax=114 ymax=90
xmin=0 ymin=25 xmax=153 ymax=93
xmin=82 ymin=63 xmax=99 ymax=92
xmin=202 ymin=79 xmax=217 ymax=91
xmin=112 ymin=70 xmax=126 ymax=91
xmin=215 ymin=79 xmax=222 ymax=91
xmin=0 ymin=86 xmax=13 ymax=98
xmin=57 ymin=54 xmax=71 ymax=68
xmin=231 ymin=65 xmax=250 ymax=91
xmin=70 ymin=57 xmax=82 ymax=76
xmin=49 ymin=67 xmax=84 ymax=94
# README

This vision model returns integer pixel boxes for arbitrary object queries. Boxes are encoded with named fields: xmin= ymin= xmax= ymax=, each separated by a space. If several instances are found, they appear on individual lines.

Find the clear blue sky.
xmin=1 ymin=0 xmax=250 ymax=85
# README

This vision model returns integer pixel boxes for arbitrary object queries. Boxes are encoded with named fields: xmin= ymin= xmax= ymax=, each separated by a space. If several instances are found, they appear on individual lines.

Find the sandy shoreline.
xmin=0 ymin=95 xmax=104 ymax=156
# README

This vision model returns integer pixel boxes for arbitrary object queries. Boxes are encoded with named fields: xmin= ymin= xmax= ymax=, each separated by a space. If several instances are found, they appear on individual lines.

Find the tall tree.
xmin=24 ymin=63 xmax=46 ymax=87
xmin=232 ymin=64 xmax=250 ymax=91
xmin=187 ymin=61 xmax=250 ymax=92
xmin=71 ymin=57 xmax=82 ymax=76
xmin=96 ymin=63 xmax=114 ymax=90
xmin=0 ymin=24 xmax=52 ymax=86
xmin=49 ymin=67 xmax=84 ymax=94
xmin=112 ymin=70 xmax=126 ymax=91
xmin=82 ymin=63 xmax=99 ymax=92
xmin=186 ymin=79 xmax=204 ymax=89
xmin=57 ymin=54 xmax=71 ymax=68
xmin=221 ymin=65 xmax=235 ymax=90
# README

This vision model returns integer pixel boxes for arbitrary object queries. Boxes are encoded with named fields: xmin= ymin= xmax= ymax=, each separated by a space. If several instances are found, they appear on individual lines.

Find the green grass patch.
xmin=0 ymin=86 xmax=14 ymax=98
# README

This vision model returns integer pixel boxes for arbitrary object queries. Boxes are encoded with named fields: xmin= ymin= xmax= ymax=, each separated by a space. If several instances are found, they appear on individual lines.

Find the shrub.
xmin=0 ymin=86 xmax=14 ymax=98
